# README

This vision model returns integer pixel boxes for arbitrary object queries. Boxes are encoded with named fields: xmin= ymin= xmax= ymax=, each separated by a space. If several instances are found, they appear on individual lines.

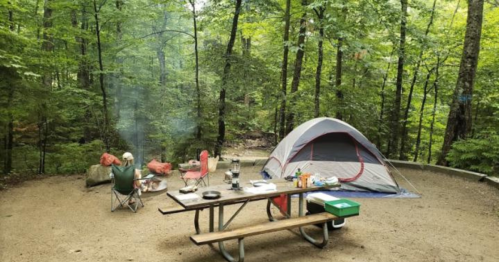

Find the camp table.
xmin=159 ymin=179 xmax=345 ymax=261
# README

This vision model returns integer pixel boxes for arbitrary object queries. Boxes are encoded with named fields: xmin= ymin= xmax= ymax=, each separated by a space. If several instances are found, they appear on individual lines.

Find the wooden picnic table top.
xmin=167 ymin=179 xmax=338 ymax=210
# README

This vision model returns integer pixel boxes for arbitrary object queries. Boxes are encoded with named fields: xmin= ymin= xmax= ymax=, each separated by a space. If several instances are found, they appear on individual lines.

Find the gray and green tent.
xmin=262 ymin=117 xmax=400 ymax=193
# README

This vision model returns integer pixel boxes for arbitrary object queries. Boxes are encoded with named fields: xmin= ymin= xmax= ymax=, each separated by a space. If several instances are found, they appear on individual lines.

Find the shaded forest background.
xmin=1 ymin=0 xmax=498 ymax=176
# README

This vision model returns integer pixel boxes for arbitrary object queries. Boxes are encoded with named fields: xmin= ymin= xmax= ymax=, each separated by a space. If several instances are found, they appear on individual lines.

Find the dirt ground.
xmin=1 ymin=165 xmax=499 ymax=262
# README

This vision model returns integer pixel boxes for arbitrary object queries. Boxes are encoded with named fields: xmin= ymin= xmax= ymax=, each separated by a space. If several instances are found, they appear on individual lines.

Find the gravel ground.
xmin=1 ymin=166 xmax=498 ymax=262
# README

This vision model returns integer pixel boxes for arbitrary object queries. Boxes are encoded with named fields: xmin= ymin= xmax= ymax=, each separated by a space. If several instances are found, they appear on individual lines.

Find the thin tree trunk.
xmin=242 ymin=35 xmax=251 ymax=107
xmin=352 ymin=60 xmax=358 ymax=89
xmin=153 ymin=9 xmax=168 ymax=88
xmin=428 ymin=0 xmax=459 ymax=163
xmin=73 ymin=5 xmax=92 ymax=143
xmin=335 ymin=2 xmax=347 ymax=120
xmin=41 ymin=0 xmax=54 ymax=88
xmin=152 ymin=5 xmax=169 ymax=158
xmin=35 ymin=0 xmax=41 ymax=40
xmin=214 ymin=0 xmax=242 ymax=158
xmin=413 ymin=68 xmax=435 ymax=162
xmin=188 ymin=0 xmax=201 ymax=140
xmin=157 ymin=49 xmax=166 ymax=85
xmin=428 ymin=57 xmax=440 ymax=163
xmin=38 ymin=116 xmax=46 ymax=174
xmin=93 ymin=0 xmax=110 ymax=152
xmin=335 ymin=38 xmax=343 ymax=120
xmin=5 ymin=116 xmax=13 ymax=174
xmin=285 ymin=0 xmax=308 ymax=134
xmin=438 ymin=0 xmax=484 ymax=166
xmin=377 ymin=48 xmax=395 ymax=151
xmin=8 ymin=1 xmax=15 ymax=31
xmin=115 ymin=0 xmax=124 ymax=120
xmin=274 ymin=105 xmax=278 ymax=145
xmin=471 ymin=99 xmax=480 ymax=138
xmin=116 ymin=0 xmax=123 ymax=36
xmin=241 ymin=2 xmax=251 ymax=110
xmin=279 ymin=0 xmax=291 ymax=141
xmin=77 ymin=6 xmax=90 ymax=90
xmin=314 ymin=7 xmax=325 ymax=118
xmin=388 ymin=0 xmax=407 ymax=159
xmin=4 ymin=3 xmax=15 ymax=174
xmin=399 ymin=0 xmax=437 ymax=160
xmin=39 ymin=0 xmax=54 ymax=174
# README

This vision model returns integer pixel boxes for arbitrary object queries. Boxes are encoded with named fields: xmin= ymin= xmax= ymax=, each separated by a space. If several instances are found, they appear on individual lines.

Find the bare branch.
xmin=139 ymin=29 xmax=194 ymax=39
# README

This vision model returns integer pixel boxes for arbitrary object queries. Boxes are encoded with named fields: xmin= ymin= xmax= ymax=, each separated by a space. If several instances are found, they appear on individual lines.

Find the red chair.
xmin=180 ymin=150 xmax=209 ymax=186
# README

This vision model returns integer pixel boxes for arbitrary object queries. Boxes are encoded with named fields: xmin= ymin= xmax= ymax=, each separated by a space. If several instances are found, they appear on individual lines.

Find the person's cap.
xmin=123 ymin=152 xmax=134 ymax=160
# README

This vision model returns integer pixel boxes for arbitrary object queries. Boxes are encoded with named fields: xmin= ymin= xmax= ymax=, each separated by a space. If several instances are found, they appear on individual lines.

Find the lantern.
xmin=231 ymin=159 xmax=241 ymax=190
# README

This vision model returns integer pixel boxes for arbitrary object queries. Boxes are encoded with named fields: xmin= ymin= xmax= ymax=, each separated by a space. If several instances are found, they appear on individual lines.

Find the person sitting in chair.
xmin=110 ymin=152 xmax=143 ymax=204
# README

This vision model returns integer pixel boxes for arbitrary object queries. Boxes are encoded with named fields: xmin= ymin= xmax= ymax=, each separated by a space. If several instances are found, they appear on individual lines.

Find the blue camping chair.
xmin=111 ymin=164 xmax=144 ymax=213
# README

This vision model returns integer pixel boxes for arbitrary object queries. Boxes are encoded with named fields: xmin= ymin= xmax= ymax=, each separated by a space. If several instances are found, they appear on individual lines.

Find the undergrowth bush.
xmin=12 ymin=140 xmax=107 ymax=175
xmin=46 ymin=140 xmax=106 ymax=174
xmin=446 ymin=132 xmax=499 ymax=176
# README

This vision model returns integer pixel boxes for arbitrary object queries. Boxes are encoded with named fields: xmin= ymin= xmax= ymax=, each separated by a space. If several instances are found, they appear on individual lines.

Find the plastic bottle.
xmin=295 ymin=168 xmax=302 ymax=177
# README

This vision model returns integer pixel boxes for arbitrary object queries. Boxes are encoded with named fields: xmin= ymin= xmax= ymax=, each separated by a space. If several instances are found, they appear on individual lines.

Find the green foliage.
xmin=1 ymin=0 xmax=498 ymax=176
xmin=46 ymin=140 xmax=107 ymax=174
xmin=447 ymin=132 xmax=499 ymax=176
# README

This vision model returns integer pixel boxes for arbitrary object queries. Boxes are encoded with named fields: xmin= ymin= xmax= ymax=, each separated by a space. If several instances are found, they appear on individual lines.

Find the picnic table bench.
xmin=160 ymin=179 xmax=356 ymax=262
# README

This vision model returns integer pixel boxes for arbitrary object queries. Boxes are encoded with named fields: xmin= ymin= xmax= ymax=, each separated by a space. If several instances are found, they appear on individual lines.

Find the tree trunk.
xmin=8 ymin=1 xmax=15 ymax=31
xmin=437 ymin=0 xmax=484 ymax=166
xmin=428 ymin=63 xmax=439 ymax=164
xmin=71 ymin=6 xmax=90 ymax=89
xmin=4 ymin=3 xmax=15 ymax=174
xmin=388 ymin=0 xmax=407 ymax=159
xmin=413 ymin=68 xmax=435 ymax=162
xmin=4 ymin=118 xmax=13 ymax=174
xmin=399 ymin=0 xmax=437 ymax=160
xmin=77 ymin=7 xmax=90 ymax=90
xmin=93 ymin=0 xmax=110 ymax=152
xmin=314 ymin=7 xmax=325 ymax=118
xmin=242 ymin=35 xmax=251 ymax=107
xmin=285 ymin=0 xmax=308 ymax=135
xmin=38 ymin=0 xmax=54 ymax=174
xmin=377 ymin=48 xmax=395 ymax=152
xmin=335 ymin=38 xmax=343 ymax=120
xmin=116 ymin=0 xmax=123 ymax=36
xmin=153 ymin=9 xmax=168 ymax=88
xmin=214 ymin=0 xmax=242 ymax=158
xmin=471 ymin=99 xmax=480 ymax=138
xmin=115 ymin=0 xmax=124 ymax=120
xmin=41 ymin=0 xmax=54 ymax=87
xmin=278 ymin=0 xmax=291 ymax=141
xmin=157 ymin=49 xmax=166 ymax=85
xmin=351 ymin=60 xmax=358 ymax=89
xmin=188 ymin=0 xmax=202 ymax=140
xmin=72 ymin=5 xmax=92 ymax=143
xmin=241 ymin=2 xmax=251 ymax=110
xmin=274 ymin=105 xmax=278 ymax=145
xmin=35 ymin=0 xmax=41 ymax=40
xmin=335 ymin=2 xmax=347 ymax=120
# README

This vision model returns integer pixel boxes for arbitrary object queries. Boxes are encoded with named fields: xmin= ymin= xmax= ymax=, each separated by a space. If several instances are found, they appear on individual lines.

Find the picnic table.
xmin=159 ymin=179 xmax=353 ymax=262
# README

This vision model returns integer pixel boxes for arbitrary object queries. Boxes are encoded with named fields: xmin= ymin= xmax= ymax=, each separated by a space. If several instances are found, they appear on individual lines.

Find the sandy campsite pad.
xmin=1 ymin=167 xmax=499 ymax=262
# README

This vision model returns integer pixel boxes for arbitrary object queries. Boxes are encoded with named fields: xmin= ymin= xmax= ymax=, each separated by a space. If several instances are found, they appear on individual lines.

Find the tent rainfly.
xmin=262 ymin=117 xmax=400 ymax=193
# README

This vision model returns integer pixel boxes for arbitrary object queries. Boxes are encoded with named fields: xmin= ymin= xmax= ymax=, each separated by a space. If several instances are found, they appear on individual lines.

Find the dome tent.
xmin=262 ymin=117 xmax=400 ymax=193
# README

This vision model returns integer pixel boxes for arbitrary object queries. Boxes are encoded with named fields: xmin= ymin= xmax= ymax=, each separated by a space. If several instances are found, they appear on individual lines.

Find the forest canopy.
xmin=1 ymin=0 xmax=498 ymax=176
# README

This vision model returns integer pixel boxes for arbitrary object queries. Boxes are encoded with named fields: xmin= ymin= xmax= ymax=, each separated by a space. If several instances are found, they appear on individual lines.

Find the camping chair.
xmin=180 ymin=150 xmax=209 ymax=186
xmin=111 ymin=165 xmax=144 ymax=213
